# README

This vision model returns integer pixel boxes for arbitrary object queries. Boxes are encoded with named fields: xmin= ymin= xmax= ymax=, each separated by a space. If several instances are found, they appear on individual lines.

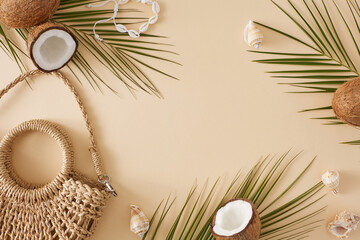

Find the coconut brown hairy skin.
xmin=332 ymin=77 xmax=360 ymax=127
xmin=27 ymin=22 xmax=78 ymax=72
xmin=211 ymin=199 xmax=262 ymax=240
xmin=0 ymin=0 xmax=60 ymax=28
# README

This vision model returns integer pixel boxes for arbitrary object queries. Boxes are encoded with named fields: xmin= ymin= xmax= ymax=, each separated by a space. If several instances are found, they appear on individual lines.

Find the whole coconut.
xmin=332 ymin=77 xmax=360 ymax=127
xmin=0 ymin=0 xmax=60 ymax=28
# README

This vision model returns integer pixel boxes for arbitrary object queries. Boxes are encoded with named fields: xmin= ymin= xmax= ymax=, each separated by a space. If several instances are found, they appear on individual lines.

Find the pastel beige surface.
xmin=0 ymin=0 xmax=359 ymax=239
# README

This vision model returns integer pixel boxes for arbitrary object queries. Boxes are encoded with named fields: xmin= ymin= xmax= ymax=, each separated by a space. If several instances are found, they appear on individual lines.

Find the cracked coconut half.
xmin=211 ymin=199 xmax=261 ymax=240
xmin=27 ymin=22 xmax=78 ymax=72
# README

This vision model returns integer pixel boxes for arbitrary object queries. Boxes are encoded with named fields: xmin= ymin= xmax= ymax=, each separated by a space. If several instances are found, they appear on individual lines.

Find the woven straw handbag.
xmin=0 ymin=70 xmax=117 ymax=240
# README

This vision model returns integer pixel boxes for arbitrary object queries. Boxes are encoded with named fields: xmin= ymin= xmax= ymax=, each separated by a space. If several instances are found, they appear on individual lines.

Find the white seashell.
xmin=149 ymin=15 xmax=158 ymax=24
xmin=139 ymin=23 xmax=149 ymax=33
xmin=128 ymin=30 xmax=140 ymax=38
xmin=130 ymin=205 xmax=150 ymax=238
xmin=328 ymin=211 xmax=360 ymax=238
xmin=152 ymin=2 xmax=160 ymax=14
xmin=116 ymin=24 xmax=128 ymax=33
xmin=119 ymin=0 xmax=129 ymax=4
xmin=91 ymin=0 xmax=159 ymax=39
xmin=244 ymin=20 xmax=264 ymax=49
xmin=322 ymin=170 xmax=340 ymax=194
xmin=94 ymin=34 xmax=103 ymax=41
xmin=141 ymin=0 xmax=152 ymax=4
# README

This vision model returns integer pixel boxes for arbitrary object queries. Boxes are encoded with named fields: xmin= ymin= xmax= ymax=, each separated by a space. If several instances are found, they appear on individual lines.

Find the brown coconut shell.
xmin=211 ymin=198 xmax=262 ymax=240
xmin=27 ymin=22 xmax=78 ymax=72
xmin=0 ymin=0 xmax=60 ymax=28
xmin=332 ymin=77 xmax=360 ymax=127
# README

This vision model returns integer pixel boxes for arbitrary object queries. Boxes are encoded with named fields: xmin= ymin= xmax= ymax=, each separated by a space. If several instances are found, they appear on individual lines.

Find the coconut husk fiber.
xmin=332 ymin=77 xmax=360 ymax=127
xmin=211 ymin=199 xmax=262 ymax=240
xmin=0 ymin=0 xmax=60 ymax=28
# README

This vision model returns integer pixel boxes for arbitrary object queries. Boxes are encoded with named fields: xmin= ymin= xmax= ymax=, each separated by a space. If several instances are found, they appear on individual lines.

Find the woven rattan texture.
xmin=0 ymin=71 xmax=112 ymax=240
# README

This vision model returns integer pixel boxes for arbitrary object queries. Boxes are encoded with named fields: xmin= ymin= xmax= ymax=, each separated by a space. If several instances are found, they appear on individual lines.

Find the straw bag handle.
xmin=0 ymin=70 xmax=110 ymax=184
xmin=0 ymin=119 xmax=74 ymax=190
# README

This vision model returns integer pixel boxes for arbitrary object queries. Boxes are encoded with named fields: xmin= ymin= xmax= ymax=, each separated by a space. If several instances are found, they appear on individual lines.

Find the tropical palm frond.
xmin=144 ymin=152 xmax=326 ymax=240
xmin=251 ymin=0 xmax=360 ymax=144
xmin=0 ymin=26 xmax=27 ymax=73
xmin=0 ymin=0 xmax=179 ymax=96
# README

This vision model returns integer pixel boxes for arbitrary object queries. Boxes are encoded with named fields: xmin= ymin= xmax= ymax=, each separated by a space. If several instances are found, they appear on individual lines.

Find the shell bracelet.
xmin=88 ymin=0 xmax=160 ymax=40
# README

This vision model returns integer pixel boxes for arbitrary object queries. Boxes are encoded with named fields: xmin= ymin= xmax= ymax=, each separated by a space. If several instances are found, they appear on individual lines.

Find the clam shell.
xmin=244 ymin=20 xmax=264 ymax=49
xmin=322 ymin=170 xmax=340 ymax=194
xmin=130 ymin=205 xmax=150 ymax=238
xmin=328 ymin=211 xmax=360 ymax=238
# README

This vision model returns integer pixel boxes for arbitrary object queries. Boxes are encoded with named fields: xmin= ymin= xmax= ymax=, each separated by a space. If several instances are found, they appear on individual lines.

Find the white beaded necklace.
xmin=88 ymin=0 xmax=160 ymax=41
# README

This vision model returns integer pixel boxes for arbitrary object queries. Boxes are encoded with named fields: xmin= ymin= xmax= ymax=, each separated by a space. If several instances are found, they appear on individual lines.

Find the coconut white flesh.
xmin=213 ymin=200 xmax=253 ymax=236
xmin=32 ymin=29 xmax=76 ymax=71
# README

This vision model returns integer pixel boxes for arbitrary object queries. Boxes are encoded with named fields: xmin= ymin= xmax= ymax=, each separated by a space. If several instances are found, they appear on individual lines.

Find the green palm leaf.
xmin=251 ymin=0 xmax=360 ymax=144
xmin=144 ymin=152 xmax=326 ymax=240
xmin=0 ymin=0 xmax=179 ymax=96
xmin=0 ymin=26 xmax=27 ymax=73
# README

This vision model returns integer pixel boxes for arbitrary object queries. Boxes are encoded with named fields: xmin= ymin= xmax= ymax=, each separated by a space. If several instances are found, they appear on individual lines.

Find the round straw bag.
xmin=0 ymin=70 xmax=116 ymax=240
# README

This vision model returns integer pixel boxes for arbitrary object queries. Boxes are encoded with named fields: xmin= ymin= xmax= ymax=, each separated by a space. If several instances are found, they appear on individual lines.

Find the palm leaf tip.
xmin=145 ymin=152 xmax=325 ymax=239
xmin=251 ymin=0 xmax=360 ymax=144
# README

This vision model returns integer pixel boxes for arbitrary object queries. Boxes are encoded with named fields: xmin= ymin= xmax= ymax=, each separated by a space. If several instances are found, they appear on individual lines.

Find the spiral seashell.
xmin=130 ymin=205 xmax=150 ymax=238
xmin=321 ymin=170 xmax=340 ymax=194
xmin=244 ymin=20 xmax=264 ymax=49
xmin=328 ymin=211 xmax=360 ymax=238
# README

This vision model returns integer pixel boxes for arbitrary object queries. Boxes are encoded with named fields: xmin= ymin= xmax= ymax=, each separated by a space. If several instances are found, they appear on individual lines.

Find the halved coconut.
xmin=332 ymin=77 xmax=360 ymax=127
xmin=0 ymin=0 xmax=60 ymax=28
xmin=27 ymin=22 xmax=78 ymax=72
xmin=211 ymin=199 xmax=261 ymax=240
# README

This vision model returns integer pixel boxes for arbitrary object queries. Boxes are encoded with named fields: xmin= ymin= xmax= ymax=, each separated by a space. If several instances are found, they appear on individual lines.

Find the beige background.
xmin=0 ymin=0 xmax=359 ymax=239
